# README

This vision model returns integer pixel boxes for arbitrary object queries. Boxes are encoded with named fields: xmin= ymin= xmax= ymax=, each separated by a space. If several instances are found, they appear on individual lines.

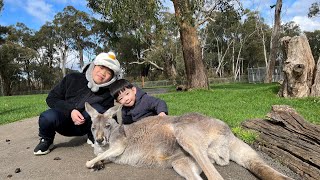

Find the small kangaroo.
xmin=85 ymin=102 xmax=292 ymax=180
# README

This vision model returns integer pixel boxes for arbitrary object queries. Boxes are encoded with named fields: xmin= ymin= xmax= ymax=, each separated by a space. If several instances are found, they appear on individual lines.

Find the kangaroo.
xmin=85 ymin=102 xmax=292 ymax=180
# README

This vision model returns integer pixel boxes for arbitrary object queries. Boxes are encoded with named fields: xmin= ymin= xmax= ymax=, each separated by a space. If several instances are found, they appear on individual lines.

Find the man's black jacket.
xmin=46 ymin=72 xmax=114 ymax=117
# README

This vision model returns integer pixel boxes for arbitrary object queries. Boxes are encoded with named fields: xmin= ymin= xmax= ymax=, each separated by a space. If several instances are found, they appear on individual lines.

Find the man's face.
xmin=117 ymin=87 xmax=137 ymax=107
xmin=92 ymin=65 xmax=113 ymax=84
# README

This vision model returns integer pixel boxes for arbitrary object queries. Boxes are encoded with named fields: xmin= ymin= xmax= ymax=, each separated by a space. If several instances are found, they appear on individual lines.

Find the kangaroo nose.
xmin=96 ymin=138 xmax=103 ymax=144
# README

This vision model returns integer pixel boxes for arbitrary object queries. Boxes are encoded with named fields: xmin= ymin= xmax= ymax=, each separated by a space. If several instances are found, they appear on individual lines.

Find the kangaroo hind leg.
xmin=174 ymin=127 xmax=224 ymax=180
xmin=172 ymin=156 xmax=202 ymax=180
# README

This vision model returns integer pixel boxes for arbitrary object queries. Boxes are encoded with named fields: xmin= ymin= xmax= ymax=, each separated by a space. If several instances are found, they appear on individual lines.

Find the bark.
xmin=162 ymin=53 xmax=177 ymax=83
xmin=310 ymin=57 xmax=320 ymax=96
xmin=265 ymin=0 xmax=282 ymax=83
xmin=172 ymin=0 xmax=208 ymax=89
xmin=79 ymin=48 xmax=84 ymax=68
xmin=278 ymin=35 xmax=315 ymax=97
xmin=61 ymin=44 xmax=68 ymax=77
xmin=242 ymin=105 xmax=320 ymax=180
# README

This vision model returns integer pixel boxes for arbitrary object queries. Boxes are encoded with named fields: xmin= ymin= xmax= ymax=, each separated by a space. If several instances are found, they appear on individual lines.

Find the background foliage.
xmin=1 ymin=1 xmax=319 ymax=95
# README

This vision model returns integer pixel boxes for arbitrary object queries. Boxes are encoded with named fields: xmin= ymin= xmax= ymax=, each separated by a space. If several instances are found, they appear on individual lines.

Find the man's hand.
xmin=71 ymin=109 xmax=85 ymax=125
xmin=158 ymin=112 xmax=167 ymax=117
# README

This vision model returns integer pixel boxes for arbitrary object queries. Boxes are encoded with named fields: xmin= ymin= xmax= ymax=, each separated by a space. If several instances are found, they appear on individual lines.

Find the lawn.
xmin=159 ymin=83 xmax=320 ymax=127
xmin=1 ymin=83 xmax=319 ymax=140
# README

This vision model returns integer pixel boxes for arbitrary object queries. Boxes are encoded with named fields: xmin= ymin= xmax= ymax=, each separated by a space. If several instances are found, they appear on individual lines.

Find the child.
xmin=109 ymin=79 xmax=168 ymax=124
xmin=34 ymin=52 xmax=122 ymax=155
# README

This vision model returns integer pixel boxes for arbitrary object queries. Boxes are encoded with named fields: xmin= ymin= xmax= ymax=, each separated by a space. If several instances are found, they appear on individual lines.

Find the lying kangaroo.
xmin=85 ymin=103 xmax=292 ymax=180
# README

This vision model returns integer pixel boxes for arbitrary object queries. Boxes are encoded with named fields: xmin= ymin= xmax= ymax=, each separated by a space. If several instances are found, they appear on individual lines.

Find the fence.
xmin=247 ymin=66 xmax=283 ymax=83
xmin=2 ymin=73 xmax=270 ymax=96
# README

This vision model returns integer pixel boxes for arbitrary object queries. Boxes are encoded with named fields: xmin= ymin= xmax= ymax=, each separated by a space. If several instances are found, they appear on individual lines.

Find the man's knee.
xmin=39 ymin=109 xmax=62 ymax=127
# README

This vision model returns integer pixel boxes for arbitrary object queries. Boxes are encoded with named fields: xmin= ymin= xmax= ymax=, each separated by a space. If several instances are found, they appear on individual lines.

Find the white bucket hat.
xmin=85 ymin=52 xmax=123 ymax=92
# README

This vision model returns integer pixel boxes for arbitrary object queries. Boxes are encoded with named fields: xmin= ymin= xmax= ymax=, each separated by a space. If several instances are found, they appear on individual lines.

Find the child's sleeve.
xmin=148 ymin=96 xmax=168 ymax=115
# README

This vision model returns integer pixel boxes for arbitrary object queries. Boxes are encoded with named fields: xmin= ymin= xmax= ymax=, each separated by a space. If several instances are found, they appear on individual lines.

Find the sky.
xmin=1 ymin=0 xmax=320 ymax=32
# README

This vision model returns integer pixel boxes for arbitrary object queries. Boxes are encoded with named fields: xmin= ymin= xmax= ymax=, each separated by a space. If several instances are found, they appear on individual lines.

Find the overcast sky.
xmin=1 ymin=0 xmax=319 ymax=32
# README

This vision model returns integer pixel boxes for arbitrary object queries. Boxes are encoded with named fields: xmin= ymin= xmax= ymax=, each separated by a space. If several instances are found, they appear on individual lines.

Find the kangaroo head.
xmin=85 ymin=102 xmax=122 ymax=146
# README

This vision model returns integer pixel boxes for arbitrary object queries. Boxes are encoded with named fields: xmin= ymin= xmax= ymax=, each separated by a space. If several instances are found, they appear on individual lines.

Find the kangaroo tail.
xmin=229 ymin=137 xmax=293 ymax=180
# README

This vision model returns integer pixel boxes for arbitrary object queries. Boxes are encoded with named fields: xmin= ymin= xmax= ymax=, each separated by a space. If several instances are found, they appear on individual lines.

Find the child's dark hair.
xmin=109 ymin=79 xmax=134 ymax=99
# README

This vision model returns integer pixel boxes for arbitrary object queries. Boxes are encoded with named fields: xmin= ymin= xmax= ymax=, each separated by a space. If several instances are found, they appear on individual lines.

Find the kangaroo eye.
xmin=105 ymin=124 xmax=110 ymax=128
xmin=91 ymin=127 xmax=95 ymax=131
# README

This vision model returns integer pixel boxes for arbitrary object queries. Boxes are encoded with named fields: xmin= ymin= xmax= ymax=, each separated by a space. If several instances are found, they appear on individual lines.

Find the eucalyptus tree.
xmin=0 ymin=0 xmax=3 ymax=13
xmin=265 ymin=0 xmax=282 ymax=83
xmin=87 ymin=0 xmax=241 ymax=89
xmin=87 ymin=0 xmax=163 ymax=85
xmin=282 ymin=21 xmax=301 ymax=37
xmin=0 ymin=25 xmax=9 ymax=45
xmin=169 ymin=0 xmax=241 ymax=88
xmin=33 ymin=22 xmax=61 ymax=89
xmin=203 ymin=7 xmax=243 ymax=77
xmin=64 ymin=6 xmax=95 ymax=68
xmin=6 ymin=23 xmax=37 ymax=91
xmin=53 ymin=6 xmax=94 ymax=76
xmin=308 ymin=2 xmax=320 ymax=17
xmin=305 ymin=30 xmax=320 ymax=61
xmin=0 ymin=42 xmax=22 ymax=95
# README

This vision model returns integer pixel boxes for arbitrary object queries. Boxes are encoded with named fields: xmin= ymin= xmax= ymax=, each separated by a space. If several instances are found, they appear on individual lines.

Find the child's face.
xmin=92 ymin=65 xmax=113 ymax=84
xmin=117 ymin=87 xmax=137 ymax=107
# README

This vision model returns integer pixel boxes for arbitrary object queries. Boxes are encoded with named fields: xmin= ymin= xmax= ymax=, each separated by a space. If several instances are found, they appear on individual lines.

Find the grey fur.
xmin=85 ymin=103 xmax=292 ymax=180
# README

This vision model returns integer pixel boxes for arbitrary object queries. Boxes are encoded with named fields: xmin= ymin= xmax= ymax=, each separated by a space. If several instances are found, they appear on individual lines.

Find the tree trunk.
xmin=79 ymin=48 xmax=84 ymax=68
xmin=242 ymin=105 xmax=320 ymax=180
xmin=0 ymin=74 xmax=4 ymax=96
xmin=172 ymin=0 xmax=208 ymax=89
xmin=265 ymin=0 xmax=282 ymax=83
xmin=162 ymin=53 xmax=177 ymax=84
xmin=310 ymin=57 xmax=320 ymax=96
xmin=278 ymin=35 xmax=315 ymax=97
xmin=61 ymin=45 xmax=68 ymax=77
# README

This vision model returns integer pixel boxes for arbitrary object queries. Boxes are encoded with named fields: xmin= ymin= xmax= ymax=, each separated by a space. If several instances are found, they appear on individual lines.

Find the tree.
xmin=87 ymin=0 xmax=167 ymax=85
xmin=63 ymin=6 xmax=95 ymax=68
xmin=308 ymin=2 xmax=320 ymax=17
xmin=171 ymin=0 xmax=208 ymax=89
xmin=305 ymin=30 xmax=320 ymax=62
xmin=0 ymin=0 xmax=3 ymax=13
xmin=33 ymin=23 xmax=61 ymax=89
xmin=87 ymin=0 xmax=240 ymax=89
xmin=282 ymin=21 xmax=301 ymax=37
xmin=0 ymin=42 xmax=23 ymax=96
xmin=7 ymin=23 xmax=38 ymax=90
xmin=265 ymin=0 xmax=282 ymax=83
xmin=52 ymin=6 xmax=94 ymax=76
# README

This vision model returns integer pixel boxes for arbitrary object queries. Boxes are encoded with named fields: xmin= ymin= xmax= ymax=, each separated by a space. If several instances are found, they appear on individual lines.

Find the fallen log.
xmin=242 ymin=105 xmax=320 ymax=180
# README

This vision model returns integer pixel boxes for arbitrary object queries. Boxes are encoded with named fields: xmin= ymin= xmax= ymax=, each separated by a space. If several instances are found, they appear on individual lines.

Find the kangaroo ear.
xmin=103 ymin=104 xmax=123 ymax=118
xmin=85 ymin=102 xmax=99 ymax=118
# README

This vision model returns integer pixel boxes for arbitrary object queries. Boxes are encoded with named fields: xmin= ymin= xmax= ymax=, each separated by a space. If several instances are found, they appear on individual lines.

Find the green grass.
xmin=1 ymin=83 xmax=319 ymax=142
xmin=0 ymin=94 xmax=48 ymax=125
xmin=158 ymin=83 xmax=319 ymax=127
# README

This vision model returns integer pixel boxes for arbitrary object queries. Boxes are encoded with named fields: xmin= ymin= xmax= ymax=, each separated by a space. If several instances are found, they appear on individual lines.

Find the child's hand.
xmin=158 ymin=112 xmax=167 ymax=117
xmin=71 ymin=109 xmax=85 ymax=125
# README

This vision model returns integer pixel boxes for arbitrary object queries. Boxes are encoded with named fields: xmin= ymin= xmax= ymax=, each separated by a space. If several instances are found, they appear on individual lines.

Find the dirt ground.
xmin=0 ymin=117 xmax=300 ymax=180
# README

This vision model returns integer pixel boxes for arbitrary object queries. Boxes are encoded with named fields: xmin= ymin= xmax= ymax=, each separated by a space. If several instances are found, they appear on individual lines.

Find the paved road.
xmin=0 ymin=117 xmax=299 ymax=180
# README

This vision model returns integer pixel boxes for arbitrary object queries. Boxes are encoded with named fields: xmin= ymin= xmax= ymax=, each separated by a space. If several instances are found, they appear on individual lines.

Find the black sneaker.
xmin=33 ymin=138 xmax=54 ymax=155
xmin=87 ymin=132 xmax=95 ymax=147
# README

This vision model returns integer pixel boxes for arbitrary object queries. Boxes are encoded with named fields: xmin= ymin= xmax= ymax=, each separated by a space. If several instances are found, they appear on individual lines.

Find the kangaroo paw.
xmin=86 ymin=160 xmax=95 ymax=168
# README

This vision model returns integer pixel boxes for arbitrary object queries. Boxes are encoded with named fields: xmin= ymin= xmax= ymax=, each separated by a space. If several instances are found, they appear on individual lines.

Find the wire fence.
xmin=1 ymin=67 xmax=283 ymax=96
xmin=247 ymin=66 xmax=283 ymax=83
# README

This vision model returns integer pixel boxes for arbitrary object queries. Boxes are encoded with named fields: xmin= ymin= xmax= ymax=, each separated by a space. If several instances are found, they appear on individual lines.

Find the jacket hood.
xmin=82 ymin=63 xmax=119 ymax=92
